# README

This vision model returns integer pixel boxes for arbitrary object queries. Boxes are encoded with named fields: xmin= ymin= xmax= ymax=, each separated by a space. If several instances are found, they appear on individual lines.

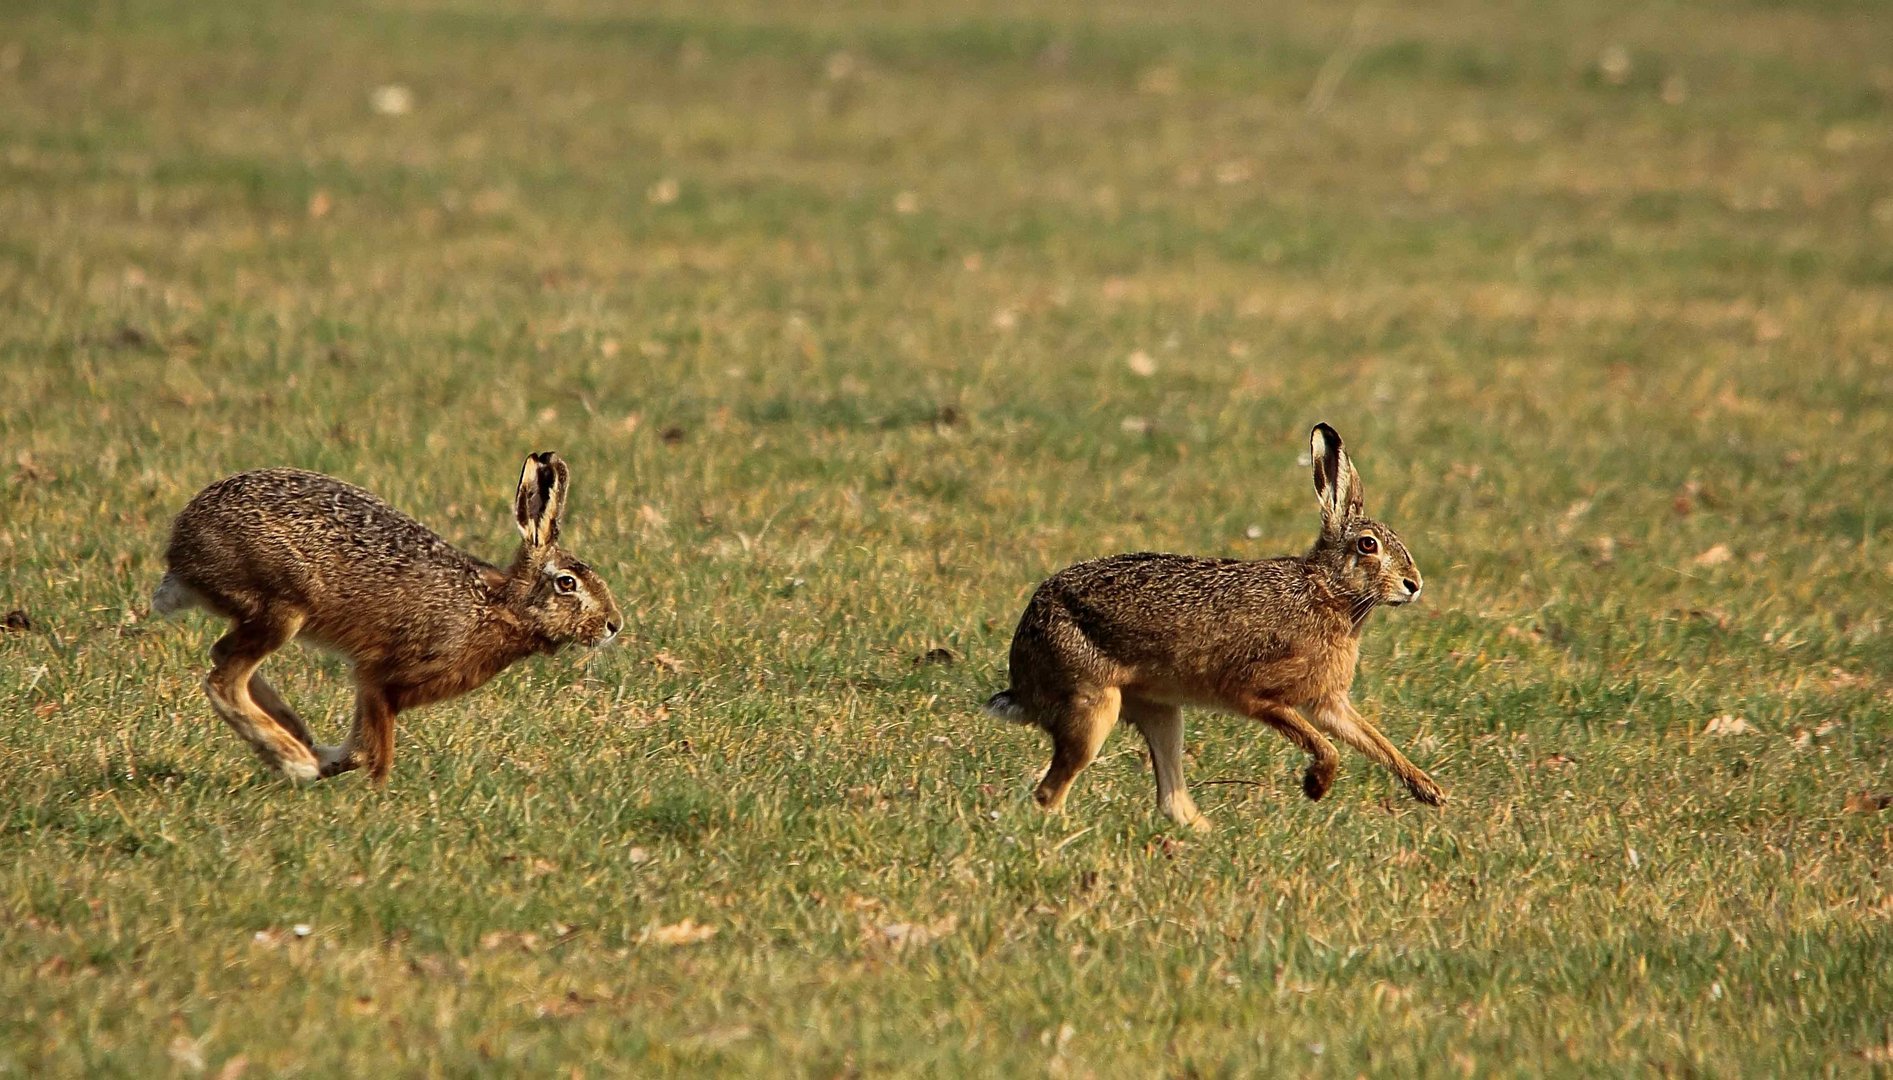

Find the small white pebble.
xmin=369 ymin=84 xmax=413 ymax=116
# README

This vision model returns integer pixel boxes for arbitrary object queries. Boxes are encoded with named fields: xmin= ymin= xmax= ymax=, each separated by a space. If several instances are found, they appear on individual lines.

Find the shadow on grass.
xmin=615 ymin=786 xmax=740 ymax=842
xmin=10 ymin=758 xmax=291 ymax=832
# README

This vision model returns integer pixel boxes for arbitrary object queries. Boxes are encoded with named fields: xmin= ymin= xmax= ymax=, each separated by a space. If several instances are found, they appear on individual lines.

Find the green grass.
xmin=3 ymin=0 xmax=1892 ymax=1074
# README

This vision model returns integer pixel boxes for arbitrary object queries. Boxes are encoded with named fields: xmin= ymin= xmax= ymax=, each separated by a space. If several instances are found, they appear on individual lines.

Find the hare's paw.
xmin=1407 ymin=775 xmax=1446 ymax=806
xmin=315 ymin=745 xmax=359 ymax=779
xmin=1180 ymin=810 xmax=1214 ymax=834
xmin=1302 ymin=760 xmax=1336 ymax=801
xmin=1160 ymin=795 xmax=1213 ymax=833
xmin=273 ymin=748 xmax=320 ymax=783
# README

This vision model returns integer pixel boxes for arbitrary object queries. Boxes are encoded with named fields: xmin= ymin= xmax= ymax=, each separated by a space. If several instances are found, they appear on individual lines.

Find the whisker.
xmin=1349 ymin=592 xmax=1379 ymax=630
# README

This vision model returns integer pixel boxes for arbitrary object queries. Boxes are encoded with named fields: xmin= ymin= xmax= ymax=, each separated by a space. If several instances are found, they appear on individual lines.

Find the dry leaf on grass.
xmin=1046 ymin=1021 xmax=1078 ymax=1055
xmin=1684 ymin=607 xmax=1731 ymax=630
xmin=1702 ymin=714 xmax=1753 ymax=737
xmin=676 ymin=1025 xmax=756 ymax=1051
xmin=1588 ymin=536 xmax=1617 ymax=565
xmin=479 ymin=930 xmax=541 ymax=952
xmin=1790 ymin=721 xmax=1843 ymax=750
xmin=1857 ymin=1042 xmax=1893 ymax=1065
xmin=535 ymin=991 xmax=606 ymax=1019
xmin=1821 ymin=670 xmax=1870 ymax=692
xmin=1693 ymin=543 xmax=1734 ymax=567
xmin=13 ymin=451 xmax=54 ymax=484
xmin=1843 ymin=792 xmax=1891 ymax=814
xmin=877 ymin=914 xmax=958 ymax=948
xmin=167 ymin=1035 xmax=206 ymax=1073
xmin=249 ymin=925 xmax=311 ymax=948
xmin=640 ymin=919 xmax=717 ymax=946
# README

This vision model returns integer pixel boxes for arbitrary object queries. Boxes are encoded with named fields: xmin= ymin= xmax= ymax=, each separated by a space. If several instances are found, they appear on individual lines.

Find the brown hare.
xmin=987 ymin=423 xmax=1443 ymax=831
xmin=153 ymin=452 xmax=620 ymax=784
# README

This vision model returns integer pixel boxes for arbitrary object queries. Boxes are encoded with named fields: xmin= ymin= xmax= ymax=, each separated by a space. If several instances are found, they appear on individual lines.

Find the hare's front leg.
xmin=1306 ymin=696 xmax=1445 ymax=805
xmin=319 ymin=686 xmax=397 ymax=783
xmin=1239 ymin=697 xmax=1341 ymax=800
xmin=1122 ymin=697 xmax=1210 ymax=832
xmin=204 ymin=615 xmax=321 ymax=782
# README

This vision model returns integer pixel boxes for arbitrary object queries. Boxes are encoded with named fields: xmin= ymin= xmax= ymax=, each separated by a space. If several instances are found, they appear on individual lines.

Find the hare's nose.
xmin=605 ymin=618 xmax=622 ymax=636
xmin=1402 ymin=579 xmax=1421 ymax=596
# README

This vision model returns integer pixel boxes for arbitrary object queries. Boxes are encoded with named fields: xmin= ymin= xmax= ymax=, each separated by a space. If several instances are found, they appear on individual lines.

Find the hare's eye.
xmin=1356 ymin=535 xmax=1379 ymax=555
xmin=554 ymin=573 xmax=579 ymax=594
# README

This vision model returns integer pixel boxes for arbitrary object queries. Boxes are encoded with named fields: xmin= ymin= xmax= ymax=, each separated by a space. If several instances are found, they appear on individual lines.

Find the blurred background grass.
xmin=1 ymin=0 xmax=1890 ymax=1074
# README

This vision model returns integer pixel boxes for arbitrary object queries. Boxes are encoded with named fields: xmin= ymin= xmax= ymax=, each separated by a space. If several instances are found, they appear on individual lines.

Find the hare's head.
xmin=1304 ymin=424 xmax=1422 ymax=613
xmin=509 ymin=452 xmax=622 ymax=648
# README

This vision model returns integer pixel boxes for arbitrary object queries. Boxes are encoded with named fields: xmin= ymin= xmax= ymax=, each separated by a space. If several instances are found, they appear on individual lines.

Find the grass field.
xmin=3 ymin=0 xmax=1892 ymax=1074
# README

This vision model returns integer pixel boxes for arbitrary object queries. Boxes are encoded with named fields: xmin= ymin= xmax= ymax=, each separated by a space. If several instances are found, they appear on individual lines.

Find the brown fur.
xmin=154 ymin=453 xmax=620 ymax=784
xmin=986 ymin=423 xmax=1443 ymax=831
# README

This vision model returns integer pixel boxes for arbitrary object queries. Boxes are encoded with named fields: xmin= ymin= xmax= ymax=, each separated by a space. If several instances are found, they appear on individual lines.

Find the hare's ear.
xmin=514 ymin=451 xmax=569 ymax=548
xmin=1310 ymin=423 xmax=1364 ymax=536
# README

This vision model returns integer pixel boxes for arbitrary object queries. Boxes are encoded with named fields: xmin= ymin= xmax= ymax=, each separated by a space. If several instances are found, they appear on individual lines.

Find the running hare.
xmin=987 ymin=423 xmax=1443 ymax=831
xmin=153 ymin=452 xmax=620 ymax=783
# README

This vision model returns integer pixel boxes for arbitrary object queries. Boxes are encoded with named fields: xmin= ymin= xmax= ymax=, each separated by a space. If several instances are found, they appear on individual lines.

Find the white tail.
xmin=984 ymin=691 xmax=1028 ymax=723
xmin=150 ymin=573 xmax=199 ymax=617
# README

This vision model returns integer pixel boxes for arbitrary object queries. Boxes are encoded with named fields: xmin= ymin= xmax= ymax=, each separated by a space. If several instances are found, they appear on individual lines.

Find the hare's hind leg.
xmin=1122 ymin=698 xmax=1210 ymax=832
xmin=204 ymin=613 xmax=320 ymax=782
xmin=1033 ymin=686 xmax=1122 ymax=813
xmin=248 ymin=675 xmax=315 ymax=748
xmin=1239 ymin=697 xmax=1341 ymax=801
xmin=1307 ymin=697 xmax=1445 ymax=806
